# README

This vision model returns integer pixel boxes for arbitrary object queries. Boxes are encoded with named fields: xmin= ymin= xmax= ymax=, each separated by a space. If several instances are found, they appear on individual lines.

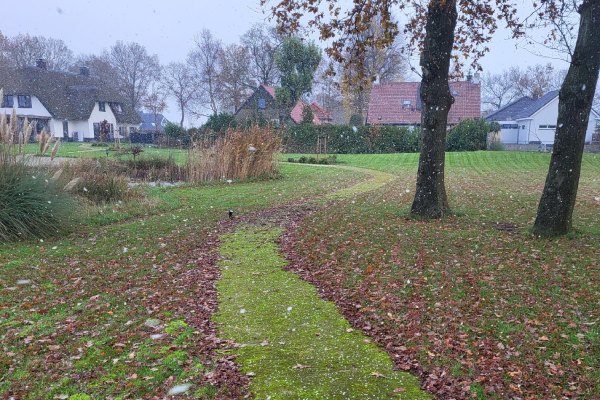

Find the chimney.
xmin=79 ymin=66 xmax=90 ymax=76
xmin=36 ymin=58 xmax=47 ymax=70
xmin=466 ymin=71 xmax=473 ymax=82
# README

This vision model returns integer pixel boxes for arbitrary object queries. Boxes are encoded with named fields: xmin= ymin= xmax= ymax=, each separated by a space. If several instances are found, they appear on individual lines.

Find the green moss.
xmin=215 ymin=226 xmax=430 ymax=399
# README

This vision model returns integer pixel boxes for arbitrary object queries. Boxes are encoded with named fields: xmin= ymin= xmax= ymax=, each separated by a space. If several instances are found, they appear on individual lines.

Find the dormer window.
xmin=109 ymin=102 xmax=123 ymax=113
xmin=17 ymin=95 xmax=31 ymax=108
xmin=258 ymin=98 xmax=266 ymax=109
xmin=2 ymin=95 xmax=13 ymax=108
xmin=99 ymin=101 xmax=106 ymax=112
xmin=403 ymin=100 xmax=411 ymax=109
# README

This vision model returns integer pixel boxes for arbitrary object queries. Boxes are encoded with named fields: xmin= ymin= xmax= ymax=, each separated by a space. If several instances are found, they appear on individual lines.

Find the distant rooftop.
xmin=486 ymin=90 xmax=559 ymax=121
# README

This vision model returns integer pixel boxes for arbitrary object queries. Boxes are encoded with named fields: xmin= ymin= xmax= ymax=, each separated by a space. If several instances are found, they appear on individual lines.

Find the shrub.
xmin=446 ymin=118 xmax=492 ymax=151
xmin=349 ymin=114 xmax=364 ymax=126
xmin=283 ymin=124 xmax=420 ymax=154
xmin=124 ymin=155 xmax=184 ymax=181
xmin=73 ymin=174 xmax=129 ymax=204
xmin=0 ymin=161 xmax=75 ymax=242
xmin=186 ymin=126 xmax=281 ymax=183
xmin=131 ymin=145 xmax=144 ymax=160
xmin=90 ymin=142 xmax=110 ymax=147
xmin=62 ymin=159 xmax=132 ymax=204
xmin=489 ymin=140 xmax=505 ymax=151
xmin=287 ymin=157 xmax=296 ymax=163
xmin=203 ymin=112 xmax=237 ymax=133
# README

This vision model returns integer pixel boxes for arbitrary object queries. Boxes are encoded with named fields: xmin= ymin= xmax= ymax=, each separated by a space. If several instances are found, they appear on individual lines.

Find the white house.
xmin=486 ymin=90 xmax=600 ymax=145
xmin=0 ymin=59 xmax=140 ymax=141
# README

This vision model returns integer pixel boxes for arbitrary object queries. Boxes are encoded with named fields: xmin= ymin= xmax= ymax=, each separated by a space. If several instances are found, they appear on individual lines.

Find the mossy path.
xmin=214 ymin=226 xmax=430 ymax=399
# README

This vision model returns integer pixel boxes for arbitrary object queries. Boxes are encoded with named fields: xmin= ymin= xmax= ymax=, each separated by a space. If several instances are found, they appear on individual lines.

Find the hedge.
xmin=283 ymin=124 xmax=420 ymax=154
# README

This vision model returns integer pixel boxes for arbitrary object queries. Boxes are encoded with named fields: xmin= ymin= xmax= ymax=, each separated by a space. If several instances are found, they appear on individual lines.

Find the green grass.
xmin=2 ymin=151 xmax=599 ymax=398
xmin=289 ymin=152 xmax=600 ymax=398
xmin=215 ymin=226 xmax=429 ymax=399
xmin=0 ymin=163 xmax=364 ymax=399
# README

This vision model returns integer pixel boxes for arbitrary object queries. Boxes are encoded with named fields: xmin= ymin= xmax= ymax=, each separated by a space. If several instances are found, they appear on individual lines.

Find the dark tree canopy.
xmin=274 ymin=37 xmax=321 ymax=121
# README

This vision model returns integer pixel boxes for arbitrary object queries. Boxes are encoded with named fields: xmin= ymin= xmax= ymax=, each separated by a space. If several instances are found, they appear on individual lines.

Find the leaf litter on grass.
xmin=215 ymin=225 xmax=430 ymax=399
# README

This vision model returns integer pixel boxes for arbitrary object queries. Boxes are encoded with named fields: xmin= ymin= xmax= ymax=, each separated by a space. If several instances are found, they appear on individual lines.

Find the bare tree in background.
xmin=72 ymin=54 xmax=117 ymax=83
xmin=340 ymin=16 xmax=407 ymax=119
xmin=217 ymin=44 xmax=254 ymax=113
xmin=311 ymin=61 xmax=343 ymax=122
xmin=241 ymin=24 xmax=282 ymax=86
xmin=142 ymin=85 xmax=168 ymax=139
xmin=104 ymin=41 xmax=161 ymax=111
xmin=0 ymin=33 xmax=74 ymax=70
xmin=161 ymin=61 xmax=201 ymax=127
xmin=511 ymin=63 xmax=560 ymax=99
xmin=189 ymin=29 xmax=222 ymax=116
xmin=481 ymin=69 xmax=518 ymax=111
xmin=482 ymin=64 xmax=564 ymax=111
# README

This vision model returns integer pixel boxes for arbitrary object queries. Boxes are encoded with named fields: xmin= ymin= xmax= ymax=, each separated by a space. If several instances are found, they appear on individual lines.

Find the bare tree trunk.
xmin=533 ymin=0 xmax=600 ymax=236
xmin=411 ymin=0 xmax=457 ymax=218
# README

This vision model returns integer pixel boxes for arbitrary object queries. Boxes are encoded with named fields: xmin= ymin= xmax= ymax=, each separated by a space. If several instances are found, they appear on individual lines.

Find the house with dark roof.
xmin=366 ymin=81 xmax=481 ymax=126
xmin=138 ymin=111 xmax=169 ymax=134
xmin=486 ymin=91 xmax=600 ymax=144
xmin=0 ymin=59 xmax=140 ymax=141
xmin=234 ymin=84 xmax=332 ymax=126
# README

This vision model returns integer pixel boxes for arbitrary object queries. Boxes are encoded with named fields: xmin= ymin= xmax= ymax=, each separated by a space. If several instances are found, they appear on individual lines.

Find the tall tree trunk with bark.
xmin=533 ymin=0 xmax=600 ymax=236
xmin=411 ymin=0 xmax=457 ymax=218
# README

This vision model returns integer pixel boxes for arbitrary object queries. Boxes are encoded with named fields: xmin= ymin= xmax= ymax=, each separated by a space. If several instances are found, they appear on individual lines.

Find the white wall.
xmin=0 ymin=96 xmax=52 ymax=119
xmin=513 ymin=97 xmax=597 ymax=144
xmin=87 ymin=102 xmax=117 ymax=140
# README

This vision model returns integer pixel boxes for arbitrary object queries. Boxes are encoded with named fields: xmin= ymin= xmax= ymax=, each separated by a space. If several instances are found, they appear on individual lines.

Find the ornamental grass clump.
xmin=0 ymin=93 xmax=75 ymax=242
xmin=186 ymin=126 xmax=281 ymax=184
xmin=61 ymin=158 xmax=132 ymax=204
xmin=0 ymin=160 xmax=75 ymax=242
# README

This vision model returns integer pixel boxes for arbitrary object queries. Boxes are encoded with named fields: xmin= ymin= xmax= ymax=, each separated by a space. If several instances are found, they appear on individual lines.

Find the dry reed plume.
xmin=186 ymin=126 xmax=281 ymax=184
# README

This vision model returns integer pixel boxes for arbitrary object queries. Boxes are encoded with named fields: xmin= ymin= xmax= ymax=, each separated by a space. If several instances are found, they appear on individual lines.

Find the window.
xmin=2 ymin=95 xmax=13 ymax=108
xmin=403 ymin=100 xmax=412 ymax=109
xmin=258 ymin=98 xmax=266 ymax=109
xmin=17 ymin=95 xmax=32 ymax=108
xmin=129 ymin=126 xmax=137 ymax=134
xmin=501 ymin=124 xmax=519 ymax=129
xmin=62 ymin=120 xmax=69 ymax=137
xmin=539 ymin=124 xmax=556 ymax=130
xmin=99 ymin=101 xmax=106 ymax=112
xmin=111 ymin=102 xmax=122 ymax=113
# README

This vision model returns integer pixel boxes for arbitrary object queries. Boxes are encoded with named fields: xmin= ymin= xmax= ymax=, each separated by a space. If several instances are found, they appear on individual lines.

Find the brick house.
xmin=235 ymin=84 xmax=331 ymax=125
xmin=366 ymin=81 xmax=481 ymax=126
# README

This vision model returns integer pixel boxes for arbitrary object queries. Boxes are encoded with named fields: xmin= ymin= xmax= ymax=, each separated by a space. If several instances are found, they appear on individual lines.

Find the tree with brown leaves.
xmin=262 ymin=0 xmax=523 ymax=218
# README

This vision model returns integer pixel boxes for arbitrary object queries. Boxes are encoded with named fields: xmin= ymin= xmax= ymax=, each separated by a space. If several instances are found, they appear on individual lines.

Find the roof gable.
xmin=486 ymin=90 xmax=559 ymax=122
xmin=0 ymin=65 xmax=140 ymax=124
xmin=367 ymin=81 xmax=481 ymax=125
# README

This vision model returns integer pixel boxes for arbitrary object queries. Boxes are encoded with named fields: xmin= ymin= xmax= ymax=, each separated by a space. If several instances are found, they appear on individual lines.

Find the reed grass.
xmin=186 ymin=126 xmax=281 ymax=183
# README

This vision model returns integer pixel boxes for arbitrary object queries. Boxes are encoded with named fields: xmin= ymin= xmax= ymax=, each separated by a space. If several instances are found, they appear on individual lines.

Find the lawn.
xmin=283 ymin=151 xmax=600 ymax=398
xmin=0 ymin=164 xmax=365 ymax=399
xmin=1 ymin=151 xmax=599 ymax=399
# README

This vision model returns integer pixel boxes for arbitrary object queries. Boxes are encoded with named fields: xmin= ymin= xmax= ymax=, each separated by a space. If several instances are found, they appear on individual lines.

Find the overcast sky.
xmin=3 ymin=0 xmax=570 ymax=125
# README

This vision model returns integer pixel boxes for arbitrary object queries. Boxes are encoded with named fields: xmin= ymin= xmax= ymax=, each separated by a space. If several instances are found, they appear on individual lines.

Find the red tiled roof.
xmin=310 ymin=102 xmax=332 ymax=123
xmin=256 ymin=85 xmax=328 ymax=125
xmin=261 ymin=84 xmax=276 ymax=98
xmin=366 ymin=81 xmax=481 ymax=125
xmin=290 ymin=100 xmax=321 ymax=125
